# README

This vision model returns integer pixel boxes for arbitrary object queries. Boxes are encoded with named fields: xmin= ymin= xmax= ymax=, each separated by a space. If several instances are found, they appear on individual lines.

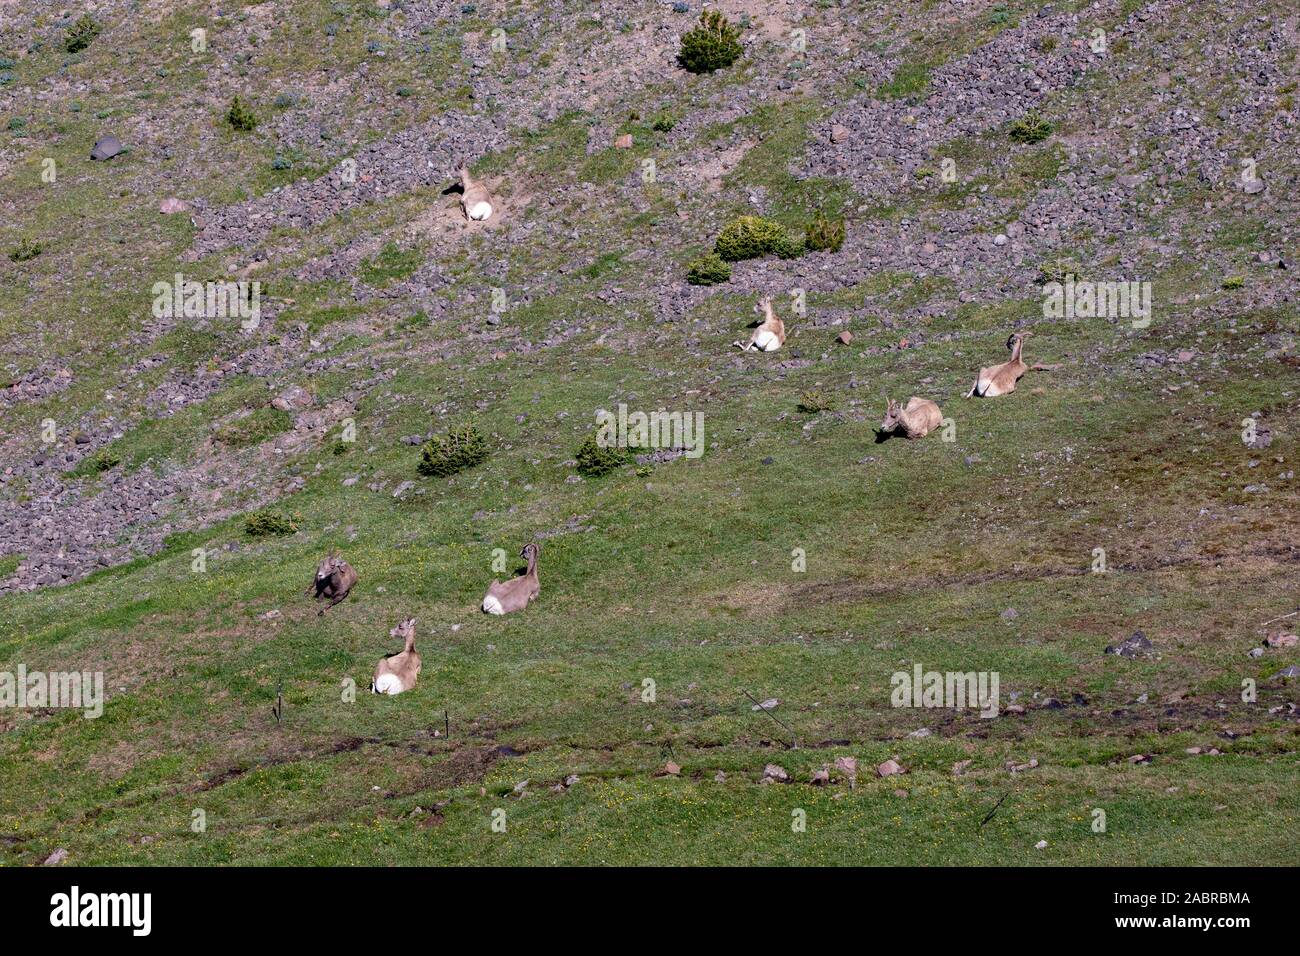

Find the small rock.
xmin=1264 ymin=633 xmax=1298 ymax=648
xmin=1034 ymin=840 xmax=1048 ymax=850
xmin=876 ymin=759 xmax=904 ymax=777
xmin=90 ymin=135 xmax=123 ymax=161
xmin=762 ymin=763 xmax=789 ymax=783
xmin=43 ymin=848 xmax=69 ymax=865
xmin=1000 ymin=607 xmax=1018 ymax=621
xmin=159 ymin=197 xmax=191 ymax=214
xmin=613 ymin=133 xmax=633 ymax=149
xmin=830 ymin=124 xmax=851 ymax=144
xmin=751 ymin=697 xmax=779 ymax=712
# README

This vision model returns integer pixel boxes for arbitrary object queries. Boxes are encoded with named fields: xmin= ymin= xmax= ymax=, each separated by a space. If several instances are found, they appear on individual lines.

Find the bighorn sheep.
xmin=481 ymin=542 xmax=540 ymax=615
xmin=965 ymin=331 xmax=1030 ymax=398
xmin=878 ymin=395 xmax=943 ymax=440
xmin=372 ymin=618 xmax=421 ymax=696
xmin=733 ymin=297 xmax=786 ymax=352
xmin=458 ymin=165 xmax=493 ymax=222
xmin=306 ymin=552 xmax=357 ymax=615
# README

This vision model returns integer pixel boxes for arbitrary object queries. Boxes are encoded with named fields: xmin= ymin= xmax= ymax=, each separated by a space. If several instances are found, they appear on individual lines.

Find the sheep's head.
xmin=521 ymin=542 xmax=540 ymax=563
xmin=879 ymin=397 xmax=903 ymax=433
xmin=315 ymin=554 xmax=337 ymax=581
xmin=754 ymin=296 xmax=773 ymax=319
xmin=390 ymin=618 xmax=417 ymax=642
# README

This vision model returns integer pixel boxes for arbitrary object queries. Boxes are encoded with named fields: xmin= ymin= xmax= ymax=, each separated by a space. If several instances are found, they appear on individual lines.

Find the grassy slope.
xmin=1 ymin=0 xmax=1297 ymax=865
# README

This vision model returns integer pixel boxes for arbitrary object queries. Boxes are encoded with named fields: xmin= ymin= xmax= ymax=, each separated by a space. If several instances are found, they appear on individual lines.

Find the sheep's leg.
xmin=319 ymin=589 xmax=350 ymax=615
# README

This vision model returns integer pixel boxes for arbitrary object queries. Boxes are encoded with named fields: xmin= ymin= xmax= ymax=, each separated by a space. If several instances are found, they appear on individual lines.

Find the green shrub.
xmin=576 ymin=434 xmax=628 ymax=477
xmin=678 ymin=10 xmax=743 ymax=74
xmin=227 ymin=95 xmax=257 ymax=132
xmin=1036 ymin=257 xmax=1083 ymax=285
xmin=418 ymin=423 xmax=489 ymax=477
xmin=686 ymin=252 xmax=732 ymax=285
xmin=244 ymin=510 xmax=300 ymax=537
xmin=1008 ymin=112 xmax=1054 ymax=144
xmin=651 ymin=112 xmax=676 ymax=132
xmin=804 ymin=214 xmax=846 ymax=253
xmin=798 ymin=389 xmax=836 ymax=413
xmin=7 ymin=236 xmax=42 ymax=262
xmin=715 ymin=215 xmax=803 ymax=262
xmin=1221 ymin=275 xmax=1245 ymax=290
xmin=64 ymin=14 xmax=101 ymax=54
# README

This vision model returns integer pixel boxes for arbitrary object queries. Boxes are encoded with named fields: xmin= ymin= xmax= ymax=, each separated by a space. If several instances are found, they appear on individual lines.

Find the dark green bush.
xmin=576 ymin=434 xmax=628 ymax=477
xmin=798 ymin=389 xmax=836 ymax=413
xmin=1008 ymin=112 xmax=1053 ymax=144
xmin=804 ymin=214 xmax=846 ymax=253
xmin=65 ymin=15 xmax=101 ymax=54
xmin=7 ymin=236 xmax=42 ymax=262
xmin=715 ymin=215 xmax=803 ymax=262
xmin=227 ymin=95 xmax=257 ymax=132
xmin=418 ymin=423 xmax=489 ymax=477
xmin=678 ymin=10 xmax=743 ymax=74
xmin=686 ymin=252 xmax=732 ymax=285
xmin=244 ymin=510 xmax=300 ymax=537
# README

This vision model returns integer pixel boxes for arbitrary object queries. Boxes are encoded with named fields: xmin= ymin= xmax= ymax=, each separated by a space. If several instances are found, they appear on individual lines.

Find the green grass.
xmin=0 ymin=0 xmax=1296 ymax=869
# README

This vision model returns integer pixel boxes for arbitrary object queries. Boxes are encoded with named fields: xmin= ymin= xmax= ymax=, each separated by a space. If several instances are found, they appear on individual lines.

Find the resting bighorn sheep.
xmin=306 ymin=552 xmax=357 ymax=615
xmin=481 ymin=542 xmax=540 ymax=615
xmin=458 ymin=165 xmax=493 ymax=222
xmin=878 ymin=395 xmax=943 ymax=440
xmin=372 ymin=618 xmax=421 ymax=696
xmin=965 ymin=331 xmax=1030 ymax=398
xmin=733 ymin=297 xmax=786 ymax=352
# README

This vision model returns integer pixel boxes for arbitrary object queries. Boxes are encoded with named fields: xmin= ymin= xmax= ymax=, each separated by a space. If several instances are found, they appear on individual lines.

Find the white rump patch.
xmin=374 ymin=673 xmax=403 ymax=695
xmin=752 ymin=329 xmax=780 ymax=352
xmin=481 ymin=594 xmax=504 ymax=615
xmin=468 ymin=201 xmax=493 ymax=221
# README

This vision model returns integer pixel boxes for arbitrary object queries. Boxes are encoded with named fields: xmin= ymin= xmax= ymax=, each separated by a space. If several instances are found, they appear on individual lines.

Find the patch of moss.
xmin=215 ymin=407 xmax=293 ymax=449
xmin=359 ymin=242 xmax=423 ymax=286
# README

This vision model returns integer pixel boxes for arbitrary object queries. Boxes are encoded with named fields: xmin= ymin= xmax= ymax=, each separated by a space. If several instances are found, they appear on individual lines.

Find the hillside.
xmin=0 ymin=0 xmax=1297 ymax=865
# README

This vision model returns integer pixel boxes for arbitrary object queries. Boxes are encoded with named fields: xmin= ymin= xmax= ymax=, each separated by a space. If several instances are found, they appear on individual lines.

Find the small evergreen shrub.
xmin=651 ymin=112 xmax=676 ymax=132
xmin=678 ymin=10 xmax=743 ymax=74
xmin=1008 ymin=112 xmax=1054 ymax=144
xmin=227 ymin=95 xmax=257 ymax=132
xmin=804 ymin=214 xmax=846 ymax=253
xmin=1036 ymin=257 xmax=1083 ymax=285
xmin=418 ymin=423 xmax=489 ymax=477
xmin=686 ymin=252 xmax=732 ymax=285
xmin=798 ymin=389 xmax=836 ymax=413
xmin=7 ymin=236 xmax=42 ymax=262
xmin=1221 ymin=275 xmax=1245 ymax=290
xmin=715 ymin=215 xmax=803 ymax=262
xmin=244 ymin=509 xmax=300 ymax=537
xmin=64 ymin=15 xmax=101 ymax=54
xmin=576 ymin=434 xmax=628 ymax=477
